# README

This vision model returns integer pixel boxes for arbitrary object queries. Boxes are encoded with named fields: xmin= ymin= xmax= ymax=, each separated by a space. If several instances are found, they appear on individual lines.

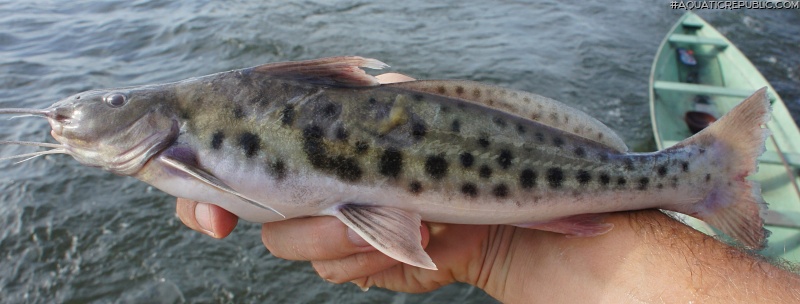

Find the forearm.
xmin=482 ymin=210 xmax=800 ymax=303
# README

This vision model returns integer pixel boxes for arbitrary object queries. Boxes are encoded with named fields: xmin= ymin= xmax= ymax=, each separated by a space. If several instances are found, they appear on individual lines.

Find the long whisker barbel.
xmin=0 ymin=108 xmax=54 ymax=118
xmin=0 ymin=148 xmax=68 ymax=163
xmin=0 ymin=141 xmax=64 ymax=149
xmin=0 ymin=141 xmax=69 ymax=164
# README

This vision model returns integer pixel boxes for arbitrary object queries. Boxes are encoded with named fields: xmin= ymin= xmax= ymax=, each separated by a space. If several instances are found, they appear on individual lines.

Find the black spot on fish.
xmin=368 ymin=97 xmax=377 ymax=104
xmin=549 ymin=112 xmax=559 ymax=122
xmin=302 ymin=126 xmax=363 ymax=182
xmin=378 ymin=148 xmax=403 ymax=178
xmin=547 ymin=168 xmax=564 ymax=189
xmin=516 ymin=124 xmax=526 ymax=134
xmin=437 ymin=86 xmax=446 ymax=94
xmin=624 ymin=159 xmax=635 ymax=171
xmin=461 ymin=183 xmax=478 ymax=197
xmin=520 ymin=169 xmax=536 ymax=189
xmin=335 ymin=126 xmax=349 ymax=141
xmin=478 ymin=136 xmax=490 ymax=148
xmin=671 ymin=176 xmax=679 ymax=188
xmin=599 ymin=173 xmax=610 ymax=185
xmin=303 ymin=125 xmax=324 ymax=140
xmin=321 ymin=102 xmax=340 ymax=119
xmin=599 ymin=153 xmax=610 ymax=162
xmin=553 ymin=137 xmax=564 ymax=147
xmin=657 ymin=165 xmax=668 ymax=177
xmin=451 ymin=120 xmax=461 ymax=133
xmin=657 ymin=183 xmax=663 ymax=189
xmin=302 ymin=125 xmax=328 ymax=168
xmin=472 ymin=88 xmax=481 ymax=98
xmin=411 ymin=121 xmax=427 ymax=140
xmin=705 ymin=173 xmax=711 ymax=182
xmin=409 ymin=181 xmax=423 ymax=194
xmin=455 ymin=86 xmax=465 ymax=95
xmin=355 ymin=141 xmax=369 ymax=154
xmin=479 ymin=165 xmax=492 ymax=179
xmin=233 ymin=105 xmax=246 ymax=119
xmin=459 ymin=152 xmax=474 ymax=168
xmin=441 ymin=106 xmax=450 ymax=113
xmin=682 ymin=162 xmax=689 ymax=172
xmin=617 ymin=177 xmax=627 ymax=187
xmin=281 ymin=105 xmax=295 ymax=126
xmin=270 ymin=159 xmax=287 ymax=180
xmin=333 ymin=156 xmax=362 ymax=182
xmin=211 ymin=131 xmax=224 ymax=150
xmin=534 ymin=132 xmax=545 ymax=143
xmin=424 ymin=155 xmax=449 ymax=180
xmin=238 ymin=132 xmax=260 ymax=158
xmin=492 ymin=117 xmax=507 ymax=128
xmin=576 ymin=170 xmax=591 ymax=185
xmin=413 ymin=94 xmax=424 ymax=101
xmin=497 ymin=149 xmax=513 ymax=169
xmin=638 ymin=177 xmax=649 ymax=190
xmin=574 ymin=147 xmax=586 ymax=158
xmin=493 ymin=184 xmax=509 ymax=198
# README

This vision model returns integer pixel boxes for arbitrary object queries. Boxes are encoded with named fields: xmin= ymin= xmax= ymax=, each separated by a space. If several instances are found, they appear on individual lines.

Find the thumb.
xmin=176 ymin=198 xmax=239 ymax=238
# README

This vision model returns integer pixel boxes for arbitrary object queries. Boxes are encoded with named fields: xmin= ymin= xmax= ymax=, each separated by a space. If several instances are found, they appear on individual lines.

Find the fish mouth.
xmin=50 ymin=118 xmax=179 ymax=176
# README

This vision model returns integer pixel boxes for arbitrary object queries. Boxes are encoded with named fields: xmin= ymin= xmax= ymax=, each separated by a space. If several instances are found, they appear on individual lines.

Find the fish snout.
xmin=52 ymin=107 xmax=72 ymax=123
xmin=47 ymin=106 xmax=76 ymax=137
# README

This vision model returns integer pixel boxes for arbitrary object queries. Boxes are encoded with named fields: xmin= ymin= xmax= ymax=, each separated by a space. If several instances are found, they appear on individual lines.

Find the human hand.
xmin=175 ymin=198 xmax=509 ymax=293
xmin=176 ymin=199 xmax=800 ymax=303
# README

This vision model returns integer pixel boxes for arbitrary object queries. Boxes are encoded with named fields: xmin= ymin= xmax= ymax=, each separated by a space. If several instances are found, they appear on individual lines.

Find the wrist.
xmin=477 ymin=210 xmax=719 ymax=303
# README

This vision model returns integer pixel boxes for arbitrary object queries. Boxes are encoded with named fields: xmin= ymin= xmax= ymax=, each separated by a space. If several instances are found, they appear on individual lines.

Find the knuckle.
xmin=313 ymin=262 xmax=348 ymax=284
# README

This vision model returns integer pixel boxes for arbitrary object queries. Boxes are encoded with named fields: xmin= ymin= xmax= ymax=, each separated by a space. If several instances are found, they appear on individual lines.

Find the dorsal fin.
xmin=387 ymin=80 xmax=628 ymax=152
xmin=252 ymin=56 xmax=387 ymax=87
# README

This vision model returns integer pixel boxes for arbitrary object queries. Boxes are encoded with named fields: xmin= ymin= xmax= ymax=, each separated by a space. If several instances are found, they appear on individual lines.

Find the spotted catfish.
xmin=1 ymin=57 xmax=769 ymax=270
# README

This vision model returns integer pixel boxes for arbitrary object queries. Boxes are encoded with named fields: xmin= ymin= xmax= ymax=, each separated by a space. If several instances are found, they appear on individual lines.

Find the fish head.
xmin=47 ymin=86 xmax=179 ymax=175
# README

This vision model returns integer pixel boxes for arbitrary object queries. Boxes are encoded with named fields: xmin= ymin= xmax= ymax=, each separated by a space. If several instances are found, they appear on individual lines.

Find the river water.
xmin=0 ymin=1 xmax=798 ymax=303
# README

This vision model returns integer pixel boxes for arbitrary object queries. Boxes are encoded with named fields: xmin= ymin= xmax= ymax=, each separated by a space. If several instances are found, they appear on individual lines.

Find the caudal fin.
xmin=676 ymin=88 xmax=771 ymax=249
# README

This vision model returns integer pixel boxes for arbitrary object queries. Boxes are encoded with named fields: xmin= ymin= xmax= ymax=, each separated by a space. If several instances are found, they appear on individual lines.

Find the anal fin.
xmin=332 ymin=204 xmax=436 ymax=270
xmin=514 ymin=214 xmax=614 ymax=237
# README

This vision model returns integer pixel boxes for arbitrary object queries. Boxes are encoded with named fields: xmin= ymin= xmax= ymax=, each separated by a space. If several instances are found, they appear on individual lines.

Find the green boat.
xmin=649 ymin=12 xmax=800 ymax=260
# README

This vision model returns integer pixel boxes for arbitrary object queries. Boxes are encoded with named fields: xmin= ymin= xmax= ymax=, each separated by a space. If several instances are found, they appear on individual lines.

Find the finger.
xmin=311 ymin=224 xmax=431 ymax=284
xmin=376 ymin=73 xmax=416 ymax=84
xmin=313 ymin=251 xmax=401 ymax=284
xmin=262 ymin=216 xmax=376 ymax=261
xmin=176 ymin=198 xmax=238 ymax=238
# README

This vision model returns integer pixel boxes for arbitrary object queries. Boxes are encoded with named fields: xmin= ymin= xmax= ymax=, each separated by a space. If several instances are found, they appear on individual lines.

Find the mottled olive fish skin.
xmin=3 ymin=57 xmax=769 ymax=270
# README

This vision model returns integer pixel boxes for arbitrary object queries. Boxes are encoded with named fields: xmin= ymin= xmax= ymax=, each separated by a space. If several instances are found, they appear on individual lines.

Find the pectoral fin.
xmin=333 ymin=204 xmax=436 ymax=270
xmin=159 ymin=155 xmax=285 ymax=218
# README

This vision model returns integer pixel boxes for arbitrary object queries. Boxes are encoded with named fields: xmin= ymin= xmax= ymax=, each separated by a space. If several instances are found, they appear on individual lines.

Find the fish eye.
xmin=104 ymin=93 xmax=127 ymax=108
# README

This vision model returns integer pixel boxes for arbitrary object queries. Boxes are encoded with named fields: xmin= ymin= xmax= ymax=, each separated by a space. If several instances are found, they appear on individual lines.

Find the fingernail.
xmin=194 ymin=203 xmax=216 ymax=237
xmin=346 ymin=228 xmax=371 ymax=248
xmin=351 ymin=282 xmax=370 ymax=292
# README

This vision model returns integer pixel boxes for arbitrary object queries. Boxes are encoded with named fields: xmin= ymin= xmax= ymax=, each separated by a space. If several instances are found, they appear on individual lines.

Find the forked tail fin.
xmin=675 ymin=88 xmax=771 ymax=249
